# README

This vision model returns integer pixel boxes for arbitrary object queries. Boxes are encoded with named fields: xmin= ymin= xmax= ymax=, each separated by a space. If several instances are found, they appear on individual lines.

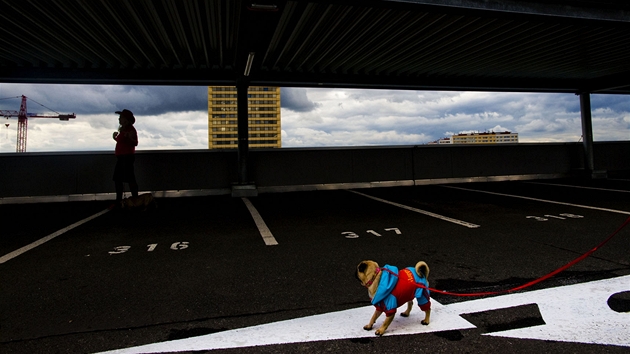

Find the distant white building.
xmin=450 ymin=131 xmax=518 ymax=144
xmin=427 ymin=137 xmax=452 ymax=144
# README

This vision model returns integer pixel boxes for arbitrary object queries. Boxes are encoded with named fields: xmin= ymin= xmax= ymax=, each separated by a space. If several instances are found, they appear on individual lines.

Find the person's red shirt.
xmin=115 ymin=125 xmax=138 ymax=155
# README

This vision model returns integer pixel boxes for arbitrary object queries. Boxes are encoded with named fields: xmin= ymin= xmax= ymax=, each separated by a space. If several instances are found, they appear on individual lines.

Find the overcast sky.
xmin=0 ymin=83 xmax=628 ymax=153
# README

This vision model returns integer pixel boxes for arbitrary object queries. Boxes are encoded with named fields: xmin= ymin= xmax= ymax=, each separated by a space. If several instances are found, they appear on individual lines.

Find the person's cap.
xmin=115 ymin=109 xmax=135 ymax=123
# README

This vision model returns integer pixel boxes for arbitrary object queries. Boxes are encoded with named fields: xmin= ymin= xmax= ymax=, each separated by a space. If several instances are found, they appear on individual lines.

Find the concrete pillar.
xmin=233 ymin=79 xmax=258 ymax=196
xmin=579 ymin=92 xmax=606 ymax=179
xmin=237 ymin=79 xmax=249 ymax=184
xmin=579 ymin=92 xmax=594 ymax=172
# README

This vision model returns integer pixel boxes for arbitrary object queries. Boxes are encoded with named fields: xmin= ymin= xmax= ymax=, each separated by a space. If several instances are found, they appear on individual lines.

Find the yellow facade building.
xmin=208 ymin=86 xmax=281 ymax=149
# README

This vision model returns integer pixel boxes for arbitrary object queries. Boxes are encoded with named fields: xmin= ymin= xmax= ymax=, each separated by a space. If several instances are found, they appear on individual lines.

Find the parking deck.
xmin=1 ymin=179 xmax=629 ymax=353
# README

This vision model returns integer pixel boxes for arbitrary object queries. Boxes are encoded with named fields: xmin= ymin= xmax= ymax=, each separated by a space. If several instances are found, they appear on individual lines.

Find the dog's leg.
xmin=421 ymin=308 xmax=431 ymax=325
xmin=400 ymin=301 xmax=413 ymax=317
xmin=375 ymin=314 xmax=395 ymax=336
xmin=364 ymin=310 xmax=382 ymax=331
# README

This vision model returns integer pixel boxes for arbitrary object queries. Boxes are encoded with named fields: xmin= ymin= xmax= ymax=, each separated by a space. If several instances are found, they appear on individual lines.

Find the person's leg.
xmin=114 ymin=156 xmax=124 ymax=202
xmin=127 ymin=154 xmax=138 ymax=197
xmin=129 ymin=181 xmax=138 ymax=197
xmin=115 ymin=180 xmax=124 ymax=202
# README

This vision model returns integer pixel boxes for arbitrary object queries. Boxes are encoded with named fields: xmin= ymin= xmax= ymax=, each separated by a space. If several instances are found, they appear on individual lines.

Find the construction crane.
xmin=1 ymin=95 xmax=76 ymax=152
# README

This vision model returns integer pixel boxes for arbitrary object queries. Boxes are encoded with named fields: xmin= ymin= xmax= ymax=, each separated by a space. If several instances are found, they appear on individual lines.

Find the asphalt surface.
xmin=1 ymin=179 xmax=629 ymax=353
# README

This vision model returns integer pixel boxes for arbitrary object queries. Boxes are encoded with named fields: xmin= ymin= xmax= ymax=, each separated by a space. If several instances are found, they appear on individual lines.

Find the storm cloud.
xmin=280 ymin=88 xmax=321 ymax=112
xmin=0 ymin=84 xmax=208 ymax=115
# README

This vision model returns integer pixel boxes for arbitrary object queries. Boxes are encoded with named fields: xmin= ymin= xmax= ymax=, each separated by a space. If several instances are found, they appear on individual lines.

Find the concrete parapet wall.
xmin=1 ymin=142 xmax=628 ymax=201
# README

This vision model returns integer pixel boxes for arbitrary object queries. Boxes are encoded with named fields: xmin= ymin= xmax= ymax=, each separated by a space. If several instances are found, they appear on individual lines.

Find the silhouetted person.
xmin=113 ymin=109 xmax=139 ymax=204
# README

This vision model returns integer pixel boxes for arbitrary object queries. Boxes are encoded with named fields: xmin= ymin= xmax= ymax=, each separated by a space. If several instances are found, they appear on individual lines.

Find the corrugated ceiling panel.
xmin=0 ymin=0 xmax=629 ymax=92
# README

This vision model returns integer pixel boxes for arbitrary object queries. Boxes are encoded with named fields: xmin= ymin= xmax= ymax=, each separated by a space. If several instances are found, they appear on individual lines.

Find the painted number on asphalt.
xmin=108 ymin=242 xmax=189 ymax=254
xmin=526 ymin=213 xmax=584 ymax=222
xmin=343 ymin=228 xmax=401 ymax=238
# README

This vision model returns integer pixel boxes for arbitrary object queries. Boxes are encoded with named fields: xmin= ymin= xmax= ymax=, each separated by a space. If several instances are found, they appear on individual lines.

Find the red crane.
xmin=1 ymin=95 xmax=76 ymax=152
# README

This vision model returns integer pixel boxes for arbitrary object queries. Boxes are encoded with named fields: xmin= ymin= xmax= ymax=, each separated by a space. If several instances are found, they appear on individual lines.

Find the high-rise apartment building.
xmin=208 ymin=86 xmax=281 ymax=149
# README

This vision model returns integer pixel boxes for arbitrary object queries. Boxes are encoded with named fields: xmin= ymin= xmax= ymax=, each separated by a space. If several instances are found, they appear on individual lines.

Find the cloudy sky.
xmin=0 ymin=83 xmax=628 ymax=153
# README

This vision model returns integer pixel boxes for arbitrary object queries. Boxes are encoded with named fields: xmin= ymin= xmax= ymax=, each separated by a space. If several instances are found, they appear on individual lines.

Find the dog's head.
xmin=121 ymin=194 xmax=153 ymax=209
xmin=355 ymin=260 xmax=379 ymax=287
xmin=121 ymin=198 xmax=134 ymax=209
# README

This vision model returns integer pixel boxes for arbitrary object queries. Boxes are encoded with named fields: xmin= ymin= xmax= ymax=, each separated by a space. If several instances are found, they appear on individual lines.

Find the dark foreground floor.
xmin=1 ymin=179 xmax=629 ymax=353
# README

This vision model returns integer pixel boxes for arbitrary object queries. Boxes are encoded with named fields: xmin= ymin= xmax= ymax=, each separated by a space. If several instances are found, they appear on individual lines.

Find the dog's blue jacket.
xmin=371 ymin=265 xmax=430 ymax=314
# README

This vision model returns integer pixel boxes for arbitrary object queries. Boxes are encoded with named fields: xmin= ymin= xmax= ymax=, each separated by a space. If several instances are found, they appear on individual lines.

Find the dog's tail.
xmin=415 ymin=261 xmax=429 ymax=279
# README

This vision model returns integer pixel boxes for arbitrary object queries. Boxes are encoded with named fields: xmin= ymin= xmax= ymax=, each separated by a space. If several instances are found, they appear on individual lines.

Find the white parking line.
xmin=525 ymin=181 xmax=630 ymax=193
xmin=608 ymin=178 xmax=630 ymax=182
xmin=242 ymin=198 xmax=278 ymax=246
xmin=349 ymin=190 xmax=480 ymax=228
xmin=0 ymin=208 xmax=111 ymax=264
xmin=444 ymin=185 xmax=630 ymax=215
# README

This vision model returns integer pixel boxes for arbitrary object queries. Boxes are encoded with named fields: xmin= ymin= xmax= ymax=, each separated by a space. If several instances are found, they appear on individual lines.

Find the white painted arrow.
xmin=472 ymin=276 xmax=630 ymax=346
xmin=98 ymin=275 xmax=630 ymax=353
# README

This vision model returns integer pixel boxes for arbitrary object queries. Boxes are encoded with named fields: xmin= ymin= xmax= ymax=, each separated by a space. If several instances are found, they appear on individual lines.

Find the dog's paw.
xmin=421 ymin=320 xmax=429 ymax=325
xmin=363 ymin=324 xmax=373 ymax=331
xmin=375 ymin=328 xmax=385 ymax=336
xmin=400 ymin=313 xmax=410 ymax=317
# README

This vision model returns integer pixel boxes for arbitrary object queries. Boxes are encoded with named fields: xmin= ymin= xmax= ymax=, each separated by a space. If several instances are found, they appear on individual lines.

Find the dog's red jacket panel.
xmin=374 ymin=268 xmax=431 ymax=317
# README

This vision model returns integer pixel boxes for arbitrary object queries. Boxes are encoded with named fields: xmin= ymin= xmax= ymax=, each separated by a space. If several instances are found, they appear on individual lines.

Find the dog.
xmin=355 ymin=260 xmax=431 ymax=336
xmin=120 ymin=193 xmax=156 ymax=211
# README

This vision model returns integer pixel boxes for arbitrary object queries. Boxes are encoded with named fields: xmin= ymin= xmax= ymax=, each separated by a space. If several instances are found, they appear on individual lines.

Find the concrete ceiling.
xmin=2 ymin=0 xmax=630 ymax=93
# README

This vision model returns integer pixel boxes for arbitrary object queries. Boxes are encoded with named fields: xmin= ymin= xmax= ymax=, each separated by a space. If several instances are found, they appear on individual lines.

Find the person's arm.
xmin=128 ymin=127 xmax=138 ymax=146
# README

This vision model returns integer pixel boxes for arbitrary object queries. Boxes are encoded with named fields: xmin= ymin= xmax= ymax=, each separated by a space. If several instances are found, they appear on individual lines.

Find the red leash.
xmin=426 ymin=216 xmax=630 ymax=297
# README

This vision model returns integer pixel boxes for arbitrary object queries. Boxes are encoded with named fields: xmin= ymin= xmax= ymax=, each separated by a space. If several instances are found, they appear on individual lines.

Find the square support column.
xmin=579 ymin=92 xmax=607 ymax=179
xmin=233 ymin=79 xmax=258 ymax=197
